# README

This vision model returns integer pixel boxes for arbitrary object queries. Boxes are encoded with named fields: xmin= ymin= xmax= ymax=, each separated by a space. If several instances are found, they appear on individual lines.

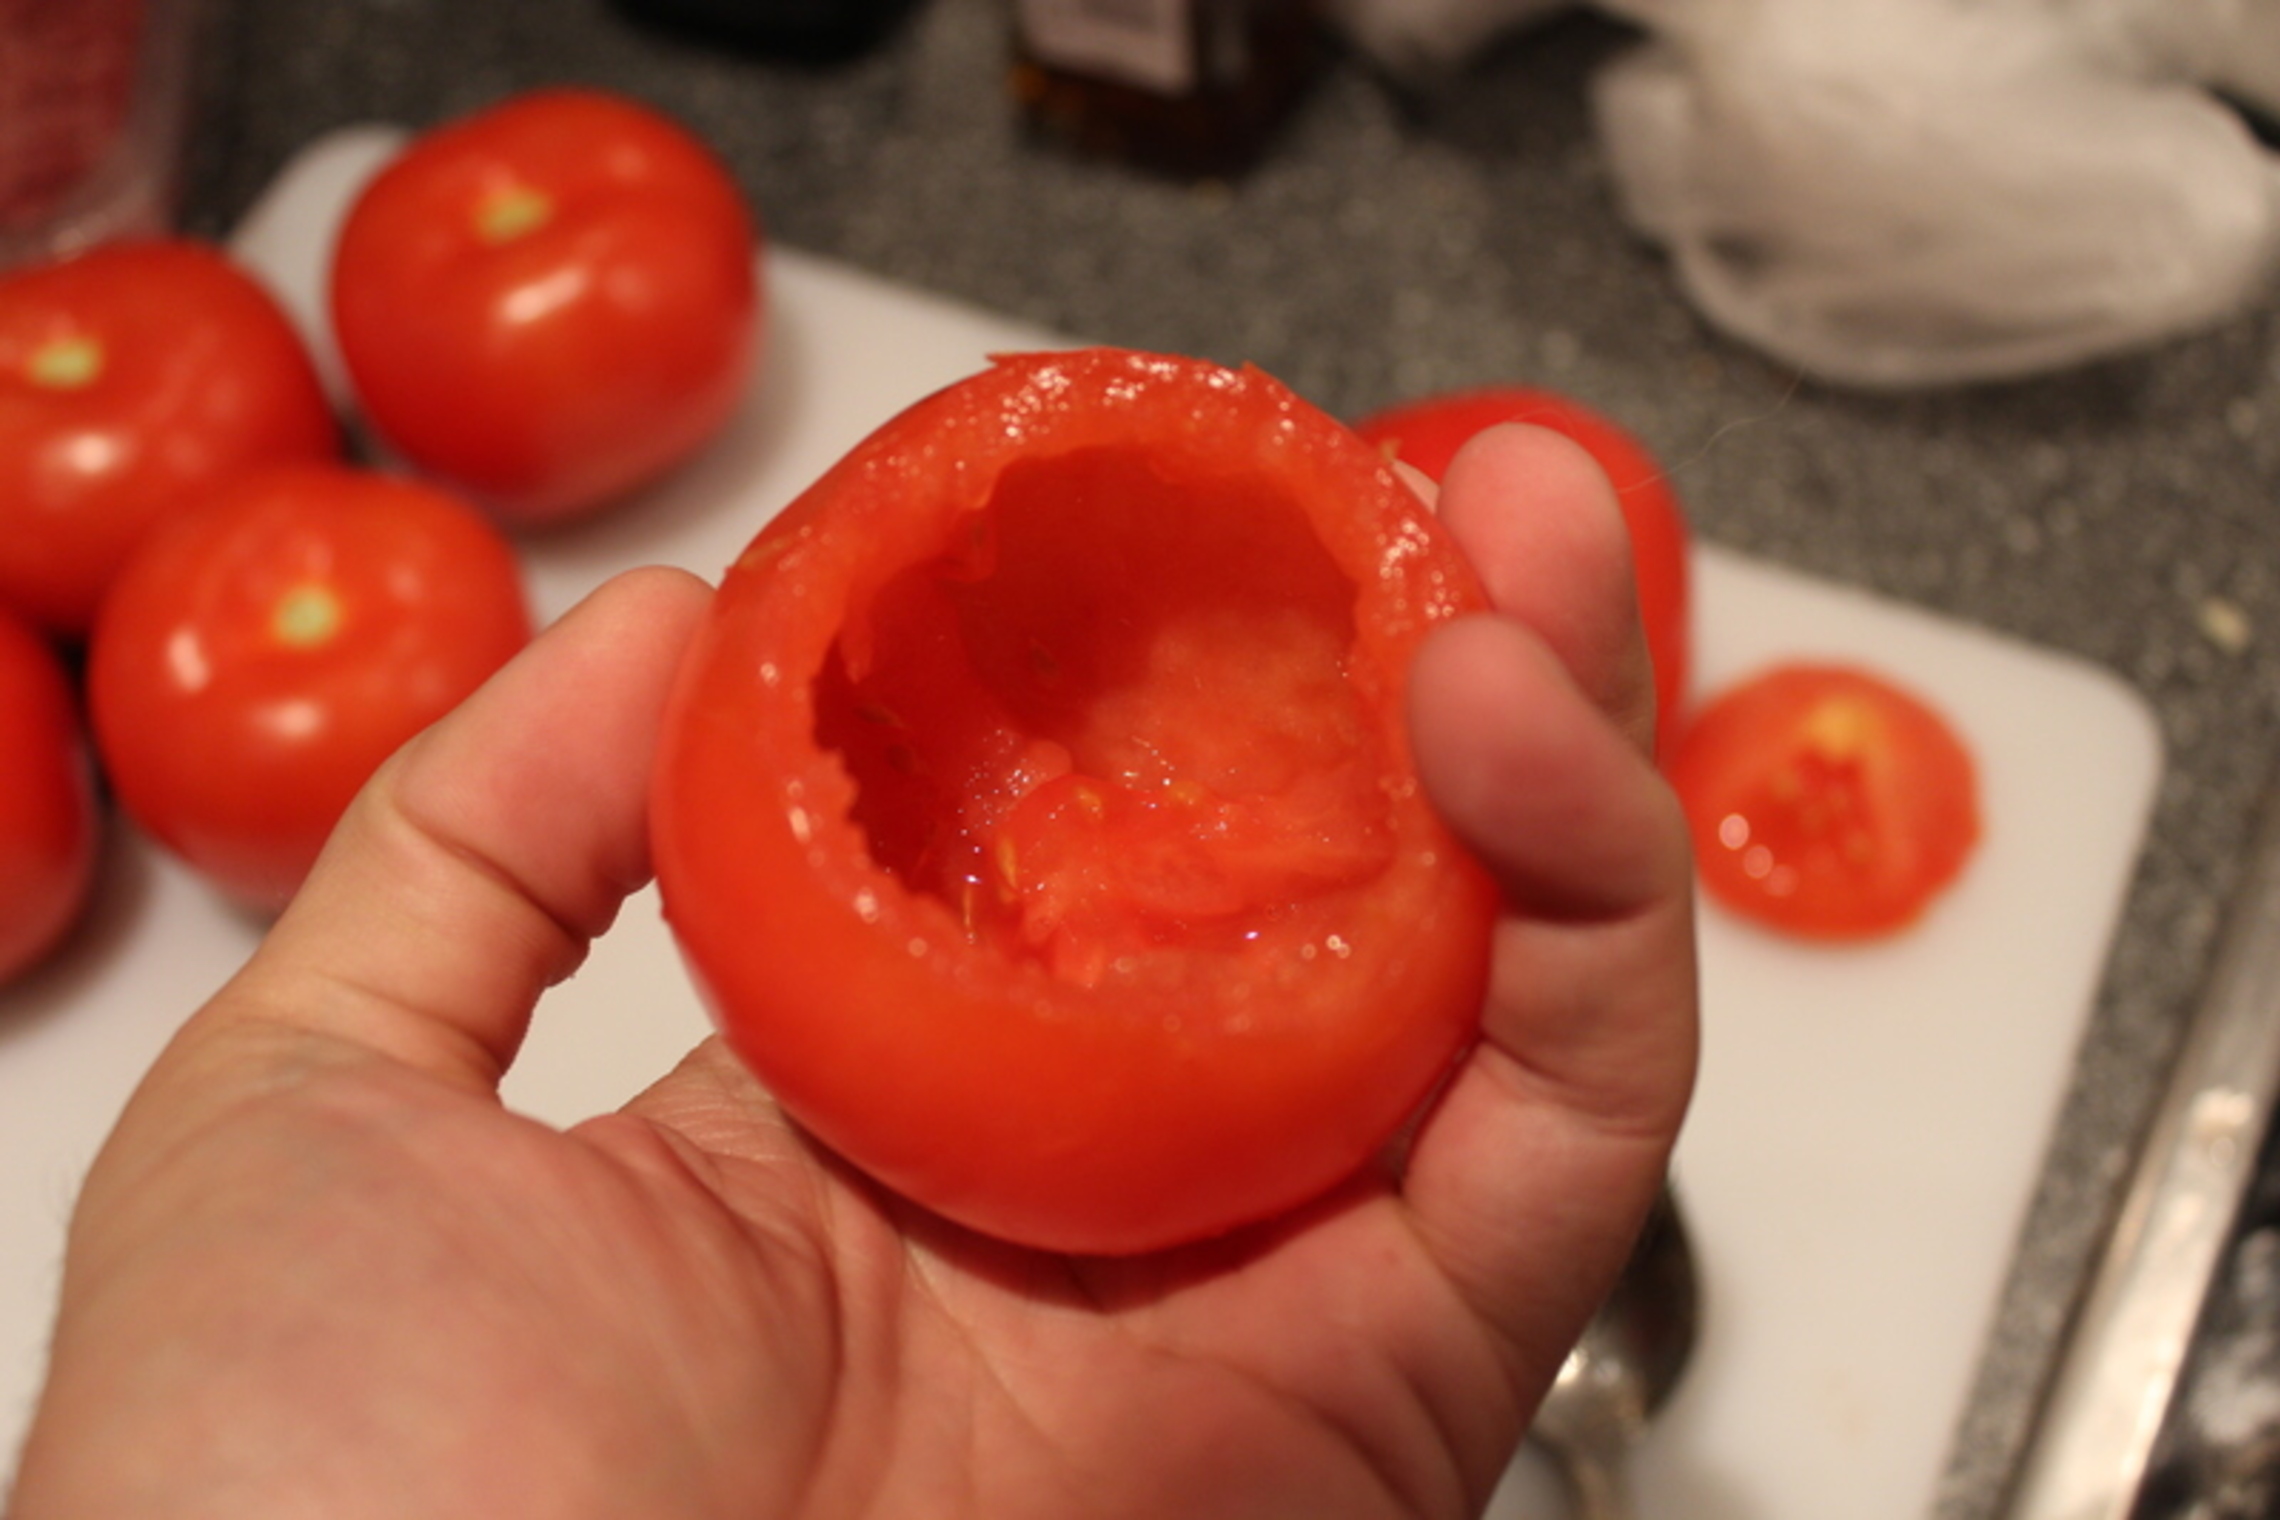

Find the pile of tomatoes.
xmin=0 ymin=87 xmax=761 ymax=985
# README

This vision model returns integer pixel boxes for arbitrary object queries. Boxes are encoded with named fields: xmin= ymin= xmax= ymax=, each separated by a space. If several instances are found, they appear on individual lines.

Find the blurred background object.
xmin=1329 ymin=0 xmax=2280 ymax=389
xmin=1590 ymin=0 xmax=2280 ymax=389
xmin=1327 ymin=0 xmax=1571 ymax=78
xmin=1010 ymin=0 xmax=1328 ymax=177
xmin=0 ymin=0 xmax=203 ymax=270
xmin=611 ymin=0 xmax=924 ymax=61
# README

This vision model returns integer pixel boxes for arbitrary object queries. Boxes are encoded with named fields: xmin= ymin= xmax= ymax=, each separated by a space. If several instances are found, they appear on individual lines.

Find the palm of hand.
xmin=48 ymin=1019 xmax=1521 ymax=1520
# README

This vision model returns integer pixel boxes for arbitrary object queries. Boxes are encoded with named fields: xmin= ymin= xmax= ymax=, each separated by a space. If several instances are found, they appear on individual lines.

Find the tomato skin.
xmin=0 ymin=606 xmax=100 ymax=984
xmin=1669 ymin=663 xmax=1980 ymax=939
xmin=0 ymin=239 xmax=338 ymax=639
xmin=330 ymin=88 xmax=761 ymax=525
xmin=87 ymin=462 xmax=532 ymax=912
xmin=1354 ymin=387 xmax=1691 ymax=750
xmin=653 ymin=349 xmax=1499 ymax=1256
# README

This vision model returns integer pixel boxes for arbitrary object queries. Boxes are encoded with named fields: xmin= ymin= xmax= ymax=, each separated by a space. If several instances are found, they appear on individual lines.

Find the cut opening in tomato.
xmin=814 ymin=444 xmax=1391 ymax=988
xmin=653 ymin=349 xmax=1499 ymax=1255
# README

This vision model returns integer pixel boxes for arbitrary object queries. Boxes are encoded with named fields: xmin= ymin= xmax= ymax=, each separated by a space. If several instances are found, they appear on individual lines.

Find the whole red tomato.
xmin=1669 ymin=662 xmax=1980 ymax=939
xmin=1354 ymin=387 xmax=1692 ymax=752
xmin=329 ymin=88 xmax=761 ymax=525
xmin=0 ymin=606 xmax=99 ymax=984
xmin=653 ymin=348 xmax=1500 ymax=1256
xmin=88 ymin=462 xmax=532 ymax=912
xmin=0 ymin=239 xmax=337 ymax=638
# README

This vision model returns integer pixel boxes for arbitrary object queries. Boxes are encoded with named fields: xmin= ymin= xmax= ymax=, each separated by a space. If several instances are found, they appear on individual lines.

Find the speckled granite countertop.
xmin=175 ymin=2 xmax=2280 ymax=1515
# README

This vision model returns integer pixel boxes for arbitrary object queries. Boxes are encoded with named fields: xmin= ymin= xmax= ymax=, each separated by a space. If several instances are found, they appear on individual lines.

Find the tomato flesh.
xmin=654 ymin=349 xmax=1498 ymax=1255
xmin=1669 ymin=663 xmax=1980 ymax=939
xmin=815 ymin=444 xmax=1387 ymax=983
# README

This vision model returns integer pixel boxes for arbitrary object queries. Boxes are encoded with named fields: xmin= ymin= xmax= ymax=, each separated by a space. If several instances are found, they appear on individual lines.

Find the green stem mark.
xmin=271 ymin=584 xmax=343 ymax=649
xmin=477 ymin=185 xmax=554 ymax=244
xmin=28 ymin=335 xmax=103 ymax=390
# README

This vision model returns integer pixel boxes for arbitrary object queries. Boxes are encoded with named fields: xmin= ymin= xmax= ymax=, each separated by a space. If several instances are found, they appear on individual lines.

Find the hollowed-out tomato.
xmin=1354 ymin=387 xmax=1691 ymax=751
xmin=652 ymin=348 xmax=1500 ymax=1256
xmin=1669 ymin=662 xmax=1980 ymax=939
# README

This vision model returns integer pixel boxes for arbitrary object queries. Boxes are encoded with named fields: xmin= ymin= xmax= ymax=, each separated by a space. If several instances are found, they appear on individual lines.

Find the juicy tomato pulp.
xmin=88 ymin=462 xmax=532 ymax=912
xmin=329 ymin=88 xmax=760 ymax=525
xmin=0 ymin=238 xmax=337 ymax=638
xmin=1354 ymin=387 xmax=1691 ymax=752
xmin=654 ymin=349 xmax=1500 ymax=1256
xmin=1669 ymin=663 xmax=1980 ymax=939
xmin=0 ymin=607 xmax=99 ymax=984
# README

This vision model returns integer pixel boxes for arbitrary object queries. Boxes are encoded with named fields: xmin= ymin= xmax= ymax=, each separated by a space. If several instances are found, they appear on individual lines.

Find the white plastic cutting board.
xmin=0 ymin=129 xmax=2163 ymax=1520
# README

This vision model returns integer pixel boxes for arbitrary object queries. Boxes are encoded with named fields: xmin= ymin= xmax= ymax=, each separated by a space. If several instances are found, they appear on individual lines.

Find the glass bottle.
xmin=1010 ymin=0 xmax=1325 ymax=179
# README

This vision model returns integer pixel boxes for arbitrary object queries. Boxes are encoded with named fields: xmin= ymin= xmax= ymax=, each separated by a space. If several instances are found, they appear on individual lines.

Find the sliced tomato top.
xmin=653 ymin=348 xmax=1499 ymax=1255
xmin=1669 ymin=662 xmax=1981 ymax=940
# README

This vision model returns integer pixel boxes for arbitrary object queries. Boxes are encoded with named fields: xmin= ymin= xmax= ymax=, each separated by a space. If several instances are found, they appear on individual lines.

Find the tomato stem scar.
xmin=27 ymin=335 xmax=103 ymax=390
xmin=476 ymin=185 xmax=554 ymax=244
xmin=271 ymin=584 xmax=344 ymax=649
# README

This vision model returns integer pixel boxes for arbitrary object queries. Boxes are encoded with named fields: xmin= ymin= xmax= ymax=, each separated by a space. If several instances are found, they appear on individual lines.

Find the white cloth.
xmin=1331 ymin=0 xmax=2280 ymax=388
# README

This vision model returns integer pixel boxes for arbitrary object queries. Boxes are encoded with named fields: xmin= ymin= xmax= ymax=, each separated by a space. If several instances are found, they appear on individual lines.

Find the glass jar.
xmin=0 ymin=0 xmax=201 ymax=271
xmin=1010 ymin=0 xmax=1325 ymax=179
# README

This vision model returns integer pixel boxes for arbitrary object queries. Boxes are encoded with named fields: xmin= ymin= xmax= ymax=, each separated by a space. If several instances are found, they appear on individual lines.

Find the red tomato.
xmin=87 ymin=462 xmax=532 ymax=912
xmin=653 ymin=349 xmax=1500 ymax=1255
xmin=0 ymin=239 xmax=337 ymax=638
xmin=0 ymin=606 xmax=99 ymax=984
xmin=1668 ymin=663 xmax=1980 ymax=939
xmin=330 ymin=88 xmax=761 ymax=525
xmin=1354 ymin=387 xmax=1692 ymax=750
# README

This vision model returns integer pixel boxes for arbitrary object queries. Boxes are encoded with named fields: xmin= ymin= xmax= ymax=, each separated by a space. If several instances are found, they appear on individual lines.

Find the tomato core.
xmin=27 ymin=335 xmax=101 ymax=389
xmin=1713 ymin=731 xmax=1876 ymax=901
xmin=1672 ymin=663 xmax=1979 ymax=939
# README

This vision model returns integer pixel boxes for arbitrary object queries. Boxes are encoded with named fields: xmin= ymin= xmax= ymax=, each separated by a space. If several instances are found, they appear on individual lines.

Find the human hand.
xmin=7 ymin=422 xmax=1695 ymax=1520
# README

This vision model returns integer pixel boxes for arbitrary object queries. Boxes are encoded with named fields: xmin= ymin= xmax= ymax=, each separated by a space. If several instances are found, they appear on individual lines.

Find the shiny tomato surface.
xmin=0 ymin=239 xmax=337 ymax=638
xmin=88 ymin=463 xmax=532 ymax=912
xmin=1355 ymin=386 xmax=1692 ymax=750
xmin=653 ymin=349 xmax=1500 ymax=1255
xmin=1669 ymin=663 xmax=1980 ymax=939
xmin=330 ymin=88 xmax=761 ymax=525
xmin=0 ymin=606 xmax=99 ymax=984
